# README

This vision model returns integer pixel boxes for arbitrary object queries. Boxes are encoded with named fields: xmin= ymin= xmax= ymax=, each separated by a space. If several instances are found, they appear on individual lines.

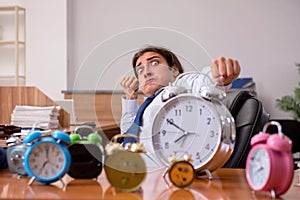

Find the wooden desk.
xmin=0 ymin=168 xmax=299 ymax=199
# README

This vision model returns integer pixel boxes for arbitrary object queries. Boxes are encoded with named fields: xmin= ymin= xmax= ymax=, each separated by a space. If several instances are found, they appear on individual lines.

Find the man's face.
xmin=135 ymin=52 xmax=178 ymax=97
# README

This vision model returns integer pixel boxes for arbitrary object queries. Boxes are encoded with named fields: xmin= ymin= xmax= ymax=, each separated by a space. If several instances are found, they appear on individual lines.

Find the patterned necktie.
xmin=122 ymin=89 xmax=163 ymax=144
xmin=122 ymin=95 xmax=156 ymax=144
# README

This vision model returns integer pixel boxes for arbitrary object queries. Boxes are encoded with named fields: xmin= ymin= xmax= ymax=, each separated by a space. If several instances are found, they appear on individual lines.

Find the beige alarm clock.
xmin=104 ymin=134 xmax=147 ymax=192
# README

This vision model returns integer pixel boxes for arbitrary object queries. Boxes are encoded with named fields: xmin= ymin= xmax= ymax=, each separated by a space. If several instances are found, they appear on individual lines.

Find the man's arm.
xmin=120 ymin=97 xmax=138 ymax=133
xmin=210 ymin=57 xmax=240 ymax=86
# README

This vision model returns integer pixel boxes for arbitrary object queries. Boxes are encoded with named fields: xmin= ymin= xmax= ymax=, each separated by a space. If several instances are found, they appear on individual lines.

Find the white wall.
xmin=0 ymin=0 xmax=67 ymax=100
xmin=26 ymin=0 xmax=67 ymax=100
xmin=1 ymin=0 xmax=299 ymax=120
xmin=68 ymin=0 xmax=300 ymax=120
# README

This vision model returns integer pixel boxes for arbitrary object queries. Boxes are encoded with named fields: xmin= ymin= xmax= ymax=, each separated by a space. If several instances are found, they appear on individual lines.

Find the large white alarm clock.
xmin=152 ymin=85 xmax=235 ymax=178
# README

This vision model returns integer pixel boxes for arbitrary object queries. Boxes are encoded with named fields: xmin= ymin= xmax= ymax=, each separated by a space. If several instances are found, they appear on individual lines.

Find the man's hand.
xmin=211 ymin=57 xmax=241 ymax=86
xmin=120 ymin=76 xmax=139 ymax=99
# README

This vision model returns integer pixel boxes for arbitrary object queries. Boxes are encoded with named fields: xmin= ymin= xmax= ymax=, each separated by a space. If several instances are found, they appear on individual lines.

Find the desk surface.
xmin=0 ymin=168 xmax=299 ymax=200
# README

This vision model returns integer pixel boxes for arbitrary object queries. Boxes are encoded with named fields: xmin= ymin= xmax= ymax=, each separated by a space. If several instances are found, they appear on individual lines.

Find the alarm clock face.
xmin=7 ymin=145 xmax=27 ymax=175
xmin=169 ymin=161 xmax=195 ymax=188
xmin=104 ymin=151 xmax=146 ymax=192
xmin=24 ymin=140 xmax=70 ymax=183
xmin=152 ymin=94 xmax=222 ymax=170
xmin=246 ymin=146 xmax=271 ymax=190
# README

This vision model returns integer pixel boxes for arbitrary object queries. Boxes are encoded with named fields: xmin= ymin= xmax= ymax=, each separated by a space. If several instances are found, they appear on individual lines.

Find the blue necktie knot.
xmin=122 ymin=94 xmax=157 ymax=144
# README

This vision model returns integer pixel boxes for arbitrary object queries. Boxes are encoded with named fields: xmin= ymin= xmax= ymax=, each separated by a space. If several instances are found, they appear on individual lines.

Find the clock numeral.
xmin=167 ymin=118 xmax=174 ymax=125
xmin=55 ymin=151 xmax=60 ymax=156
xmin=207 ymin=117 xmax=211 ymax=125
xmin=33 ymin=152 xmax=39 ymax=158
xmin=195 ymin=152 xmax=201 ymax=161
xmin=175 ymin=109 xmax=182 ymax=116
xmin=58 ymin=157 xmax=64 ymax=163
xmin=164 ymin=142 xmax=169 ymax=149
xmin=51 ymin=168 xmax=56 ymax=175
xmin=161 ymin=130 xmax=166 ymax=136
xmin=209 ymin=131 xmax=215 ymax=137
xmin=185 ymin=105 xmax=193 ymax=112
xmin=37 ymin=146 xmax=43 ymax=152
xmin=205 ymin=144 xmax=210 ymax=150
xmin=199 ymin=108 xmax=203 ymax=115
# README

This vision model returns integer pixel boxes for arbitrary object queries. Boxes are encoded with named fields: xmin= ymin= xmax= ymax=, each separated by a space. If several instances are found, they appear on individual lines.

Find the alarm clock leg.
xmin=270 ymin=189 xmax=276 ymax=199
xmin=162 ymin=168 xmax=172 ymax=189
xmin=195 ymin=168 xmax=213 ymax=180
xmin=295 ymin=162 xmax=300 ymax=186
xmin=204 ymin=168 xmax=213 ymax=180
xmin=28 ymin=177 xmax=36 ymax=186
xmin=58 ymin=178 xmax=67 ymax=190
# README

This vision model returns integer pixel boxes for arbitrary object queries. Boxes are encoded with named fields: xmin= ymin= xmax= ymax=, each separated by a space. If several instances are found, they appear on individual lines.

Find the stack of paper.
xmin=10 ymin=105 xmax=61 ymax=129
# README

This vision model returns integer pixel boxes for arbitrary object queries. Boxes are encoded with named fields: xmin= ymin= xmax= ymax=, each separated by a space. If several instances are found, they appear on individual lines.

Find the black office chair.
xmin=266 ymin=119 xmax=300 ymax=169
xmin=222 ymin=90 xmax=270 ymax=168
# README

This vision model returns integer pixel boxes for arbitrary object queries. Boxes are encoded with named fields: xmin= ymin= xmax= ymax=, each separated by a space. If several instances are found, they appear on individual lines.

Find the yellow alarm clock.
xmin=104 ymin=134 xmax=147 ymax=192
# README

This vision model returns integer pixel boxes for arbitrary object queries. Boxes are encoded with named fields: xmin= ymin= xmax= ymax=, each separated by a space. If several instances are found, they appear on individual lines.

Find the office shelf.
xmin=0 ymin=6 xmax=26 ymax=86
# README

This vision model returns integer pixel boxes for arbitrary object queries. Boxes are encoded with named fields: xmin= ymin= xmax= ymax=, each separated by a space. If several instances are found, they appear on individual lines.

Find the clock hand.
xmin=42 ymin=160 xmax=49 ymax=168
xmin=166 ymin=119 xmax=197 ymax=135
xmin=166 ymin=119 xmax=187 ymax=133
xmin=167 ymin=119 xmax=189 ymax=144
xmin=166 ymin=119 xmax=197 ymax=144
xmin=37 ymin=160 xmax=49 ymax=175
xmin=257 ymin=166 xmax=264 ymax=172
xmin=180 ymin=134 xmax=188 ymax=147
xmin=45 ymin=146 xmax=49 ymax=159
xmin=174 ymin=133 xmax=187 ymax=143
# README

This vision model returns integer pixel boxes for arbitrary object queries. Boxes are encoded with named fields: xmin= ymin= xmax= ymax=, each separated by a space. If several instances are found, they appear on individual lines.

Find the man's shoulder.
xmin=175 ymin=70 xmax=204 ymax=82
xmin=177 ymin=66 xmax=210 ymax=79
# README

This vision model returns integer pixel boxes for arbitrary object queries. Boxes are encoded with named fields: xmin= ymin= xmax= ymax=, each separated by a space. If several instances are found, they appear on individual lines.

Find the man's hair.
xmin=132 ymin=46 xmax=184 ymax=77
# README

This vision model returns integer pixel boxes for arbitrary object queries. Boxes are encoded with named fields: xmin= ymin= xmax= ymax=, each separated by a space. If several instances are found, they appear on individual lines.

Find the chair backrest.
xmin=222 ymin=90 xmax=270 ymax=168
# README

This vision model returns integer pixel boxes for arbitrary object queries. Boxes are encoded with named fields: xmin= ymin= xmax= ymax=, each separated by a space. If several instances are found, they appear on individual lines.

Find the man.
xmin=119 ymin=45 xmax=240 ymax=167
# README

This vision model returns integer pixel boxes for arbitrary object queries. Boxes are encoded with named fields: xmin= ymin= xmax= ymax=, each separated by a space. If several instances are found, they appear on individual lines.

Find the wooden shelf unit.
xmin=0 ymin=6 xmax=26 ymax=86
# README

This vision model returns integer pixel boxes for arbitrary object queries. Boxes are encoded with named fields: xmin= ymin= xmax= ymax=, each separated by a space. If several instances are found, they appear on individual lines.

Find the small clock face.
xmin=152 ymin=95 xmax=222 ymax=169
xmin=8 ymin=147 xmax=27 ymax=175
xmin=104 ymin=151 xmax=146 ymax=192
xmin=26 ymin=142 xmax=67 ymax=181
xmin=247 ymin=147 xmax=271 ymax=189
xmin=169 ymin=161 xmax=195 ymax=188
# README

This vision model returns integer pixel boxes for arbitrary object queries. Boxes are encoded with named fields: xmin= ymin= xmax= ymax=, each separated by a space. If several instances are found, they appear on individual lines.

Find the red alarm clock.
xmin=245 ymin=121 xmax=294 ymax=198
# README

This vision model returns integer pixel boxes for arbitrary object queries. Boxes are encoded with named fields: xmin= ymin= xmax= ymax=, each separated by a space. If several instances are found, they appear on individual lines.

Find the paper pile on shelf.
xmin=10 ymin=105 xmax=61 ymax=129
